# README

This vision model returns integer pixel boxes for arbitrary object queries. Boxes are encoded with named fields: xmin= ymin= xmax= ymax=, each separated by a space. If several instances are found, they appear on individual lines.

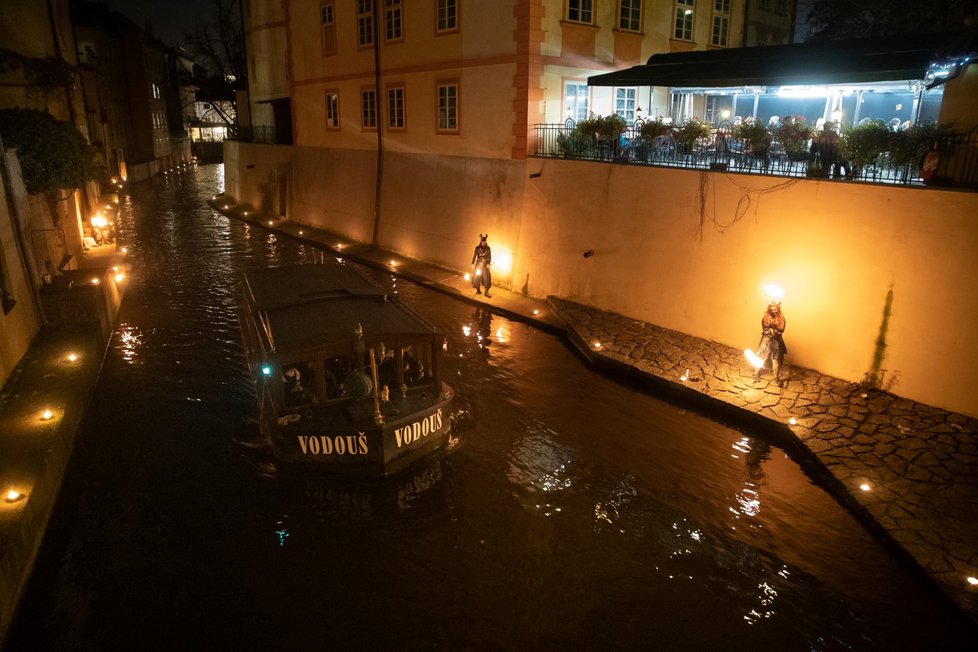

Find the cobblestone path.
xmin=548 ymin=296 xmax=978 ymax=623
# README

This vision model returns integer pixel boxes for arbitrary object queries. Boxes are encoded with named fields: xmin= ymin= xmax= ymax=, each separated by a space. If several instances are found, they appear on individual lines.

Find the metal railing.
xmin=531 ymin=122 xmax=978 ymax=189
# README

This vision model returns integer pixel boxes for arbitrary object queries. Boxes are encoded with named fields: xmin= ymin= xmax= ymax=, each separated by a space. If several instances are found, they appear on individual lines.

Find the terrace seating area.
xmin=532 ymin=120 xmax=978 ymax=188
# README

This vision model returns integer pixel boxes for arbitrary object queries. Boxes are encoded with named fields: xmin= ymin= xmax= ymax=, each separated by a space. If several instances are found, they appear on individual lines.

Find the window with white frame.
xmin=705 ymin=96 xmax=728 ymax=124
xmin=670 ymin=91 xmax=690 ymax=122
xmin=711 ymin=0 xmax=729 ymax=46
xmin=321 ymin=2 xmax=336 ymax=55
xmin=436 ymin=0 xmax=457 ymax=32
xmin=325 ymin=90 xmax=339 ymax=129
xmin=615 ymin=87 xmax=638 ymax=124
xmin=384 ymin=0 xmax=402 ymax=42
xmin=619 ymin=0 xmax=642 ymax=32
xmin=357 ymin=0 xmax=374 ymax=47
xmin=437 ymin=81 xmax=458 ymax=132
xmin=567 ymin=0 xmax=593 ymax=23
xmin=387 ymin=85 xmax=405 ymax=130
xmin=361 ymin=88 xmax=377 ymax=129
xmin=674 ymin=0 xmax=694 ymax=40
xmin=563 ymin=81 xmax=589 ymax=122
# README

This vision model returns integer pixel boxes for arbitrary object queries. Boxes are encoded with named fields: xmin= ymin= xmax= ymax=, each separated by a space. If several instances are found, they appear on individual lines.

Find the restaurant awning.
xmin=587 ymin=33 xmax=976 ymax=88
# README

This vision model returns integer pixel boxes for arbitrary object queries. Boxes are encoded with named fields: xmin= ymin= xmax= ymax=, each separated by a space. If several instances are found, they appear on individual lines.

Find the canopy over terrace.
xmin=588 ymin=33 xmax=976 ymax=128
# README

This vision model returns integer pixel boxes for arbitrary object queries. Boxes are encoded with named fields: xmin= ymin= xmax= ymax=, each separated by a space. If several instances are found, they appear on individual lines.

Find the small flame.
xmin=763 ymin=284 xmax=784 ymax=301
xmin=744 ymin=348 xmax=764 ymax=369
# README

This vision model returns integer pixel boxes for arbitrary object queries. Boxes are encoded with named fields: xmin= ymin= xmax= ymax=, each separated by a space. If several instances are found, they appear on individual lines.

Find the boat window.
xmin=323 ymin=354 xmax=352 ymax=400
xmin=401 ymin=343 xmax=432 ymax=388
xmin=346 ymin=343 xmax=394 ymax=399
xmin=282 ymin=362 xmax=318 ymax=408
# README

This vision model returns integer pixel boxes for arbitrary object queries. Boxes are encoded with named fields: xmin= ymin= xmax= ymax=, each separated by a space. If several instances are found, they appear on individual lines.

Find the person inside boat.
xmin=323 ymin=355 xmax=350 ymax=399
xmin=282 ymin=364 xmax=317 ymax=407
xmin=377 ymin=344 xmax=398 ymax=394
xmin=402 ymin=348 xmax=427 ymax=387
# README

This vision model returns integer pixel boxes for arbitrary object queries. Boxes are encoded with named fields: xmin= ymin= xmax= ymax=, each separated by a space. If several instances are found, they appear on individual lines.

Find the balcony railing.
xmin=531 ymin=122 xmax=978 ymax=189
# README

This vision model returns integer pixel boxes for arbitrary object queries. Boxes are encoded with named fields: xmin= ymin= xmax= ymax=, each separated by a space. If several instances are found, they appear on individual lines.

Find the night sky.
xmin=107 ymin=0 xmax=205 ymax=48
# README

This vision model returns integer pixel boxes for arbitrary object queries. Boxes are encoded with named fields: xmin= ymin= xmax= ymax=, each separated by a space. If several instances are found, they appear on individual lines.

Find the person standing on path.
xmin=753 ymin=300 xmax=787 ymax=386
xmin=471 ymin=234 xmax=492 ymax=298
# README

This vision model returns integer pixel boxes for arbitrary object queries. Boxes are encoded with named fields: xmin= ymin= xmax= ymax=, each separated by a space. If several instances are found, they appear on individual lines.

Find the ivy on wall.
xmin=0 ymin=108 xmax=106 ymax=197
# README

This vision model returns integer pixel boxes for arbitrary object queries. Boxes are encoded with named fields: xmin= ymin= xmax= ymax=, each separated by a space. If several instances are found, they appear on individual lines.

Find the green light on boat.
xmin=261 ymin=365 xmax=272 ymax=376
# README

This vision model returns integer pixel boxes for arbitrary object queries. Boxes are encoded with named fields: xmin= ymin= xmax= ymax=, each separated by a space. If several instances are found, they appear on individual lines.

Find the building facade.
xmin=228 ymin=2 xmax=978 ymax=418
xmin=245 ymin=0 xmax=752 ymax=156
xmin=743 ymin=0 xmax=797 ymax=47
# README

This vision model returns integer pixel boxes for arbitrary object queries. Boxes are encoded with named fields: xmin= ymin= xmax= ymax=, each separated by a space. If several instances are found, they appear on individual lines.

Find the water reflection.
xmin=115 ymin=322 xmax=143 ymax=364
xmin=594 ymin=478 xmax=637 ymax=531
xmin=8 ymin=165 xmax=977 ymax=652
xmin=506 ymin=425 xmax=576 ymax=497
xmin=730 ymin=436 xmax=770 ymax=520
xmin=463 ymin=305 xmax=494 ymax=354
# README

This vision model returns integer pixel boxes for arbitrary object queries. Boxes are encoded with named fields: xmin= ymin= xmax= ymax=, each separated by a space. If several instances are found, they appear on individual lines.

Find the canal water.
xmin=7 ymin=165 xmax=976 ymax=650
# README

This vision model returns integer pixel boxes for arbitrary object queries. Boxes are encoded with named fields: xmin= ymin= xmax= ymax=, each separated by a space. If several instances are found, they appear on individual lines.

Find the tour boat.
xmin=238 ymin=263 xmax=455 ymax=476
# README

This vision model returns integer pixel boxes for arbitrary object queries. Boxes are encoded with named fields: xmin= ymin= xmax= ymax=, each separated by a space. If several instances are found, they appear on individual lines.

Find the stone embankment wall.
xmin=224 ymin=140 xmax=978 ymax=417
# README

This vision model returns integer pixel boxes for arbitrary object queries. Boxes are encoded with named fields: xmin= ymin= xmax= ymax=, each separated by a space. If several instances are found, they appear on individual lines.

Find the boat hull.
xmin=263 ymin=385 xmax=454 ymax=477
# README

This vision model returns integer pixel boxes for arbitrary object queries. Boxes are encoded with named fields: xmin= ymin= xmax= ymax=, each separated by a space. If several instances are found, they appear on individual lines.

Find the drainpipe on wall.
xmin=371 ymin=0 xmax=384 ymax=248
xmin=45 ymin=0 xmax=79 ymax=129
xmin=0 ymin=134 xmax=45 ymax=325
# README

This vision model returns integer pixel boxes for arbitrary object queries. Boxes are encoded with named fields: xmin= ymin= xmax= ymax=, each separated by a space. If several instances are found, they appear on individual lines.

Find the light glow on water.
xmin=117 ymin=323 xmax=143 ymax=364
xmin=11 ymin=164 xmax=972 ymax=651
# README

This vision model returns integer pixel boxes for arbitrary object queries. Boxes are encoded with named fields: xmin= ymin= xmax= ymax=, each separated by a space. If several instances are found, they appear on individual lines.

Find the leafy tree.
xmin=800 ymin=0 xmax=978 ymax=41
xmin=0 ymin=108 xmax=106 ymax=197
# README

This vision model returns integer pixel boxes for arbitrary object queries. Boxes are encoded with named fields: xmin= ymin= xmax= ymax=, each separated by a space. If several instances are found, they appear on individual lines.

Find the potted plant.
xmin=593 ymin=113 xmax=628 ymax=143
xmin=774 ymin=116 xmax=814 ymax=160
xmin=562 ymin=113 xmax=627 ymax=159
xmin=732 ymin=118 xmax=772 ymax=157
xmin=674 ymin=117 xmax=711 ymax=153
xmin=639 ymin=118 xmax=672 ymax=142
xmin=556 ymin=129 xmax=595 ymax=158
xmin=841 ymin=120 xmax=892 ymax=178
xmin=889 ymin=121 xmax=956 ymax=179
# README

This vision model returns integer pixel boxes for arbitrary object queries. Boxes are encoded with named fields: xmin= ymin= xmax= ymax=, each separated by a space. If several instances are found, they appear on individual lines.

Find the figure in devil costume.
xmin=471 ymin=234 xmax=492 ymax=297
xmin=753 ymin=300 xmax=787 ymax=386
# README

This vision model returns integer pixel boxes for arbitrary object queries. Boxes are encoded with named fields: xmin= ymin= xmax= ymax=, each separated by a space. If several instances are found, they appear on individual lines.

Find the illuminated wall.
xmin=0 ymin=152 xmax=41 ymax=387
xmin=226 ymin=138 xmax=978 ymax=417
xmin=939 ymin=64 xmax=978 ymax=133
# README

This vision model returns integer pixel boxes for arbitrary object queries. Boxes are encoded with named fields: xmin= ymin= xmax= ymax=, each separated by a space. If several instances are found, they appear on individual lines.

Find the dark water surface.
xmin=7 ymin=165 xmax=976 ymax=650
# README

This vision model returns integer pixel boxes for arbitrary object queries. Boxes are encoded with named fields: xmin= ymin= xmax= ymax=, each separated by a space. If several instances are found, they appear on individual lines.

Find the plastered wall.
xmin=224 ymin=140 xmax=978 ymax=417
xmin=0 ymin=152 xmax=41 ymax=387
